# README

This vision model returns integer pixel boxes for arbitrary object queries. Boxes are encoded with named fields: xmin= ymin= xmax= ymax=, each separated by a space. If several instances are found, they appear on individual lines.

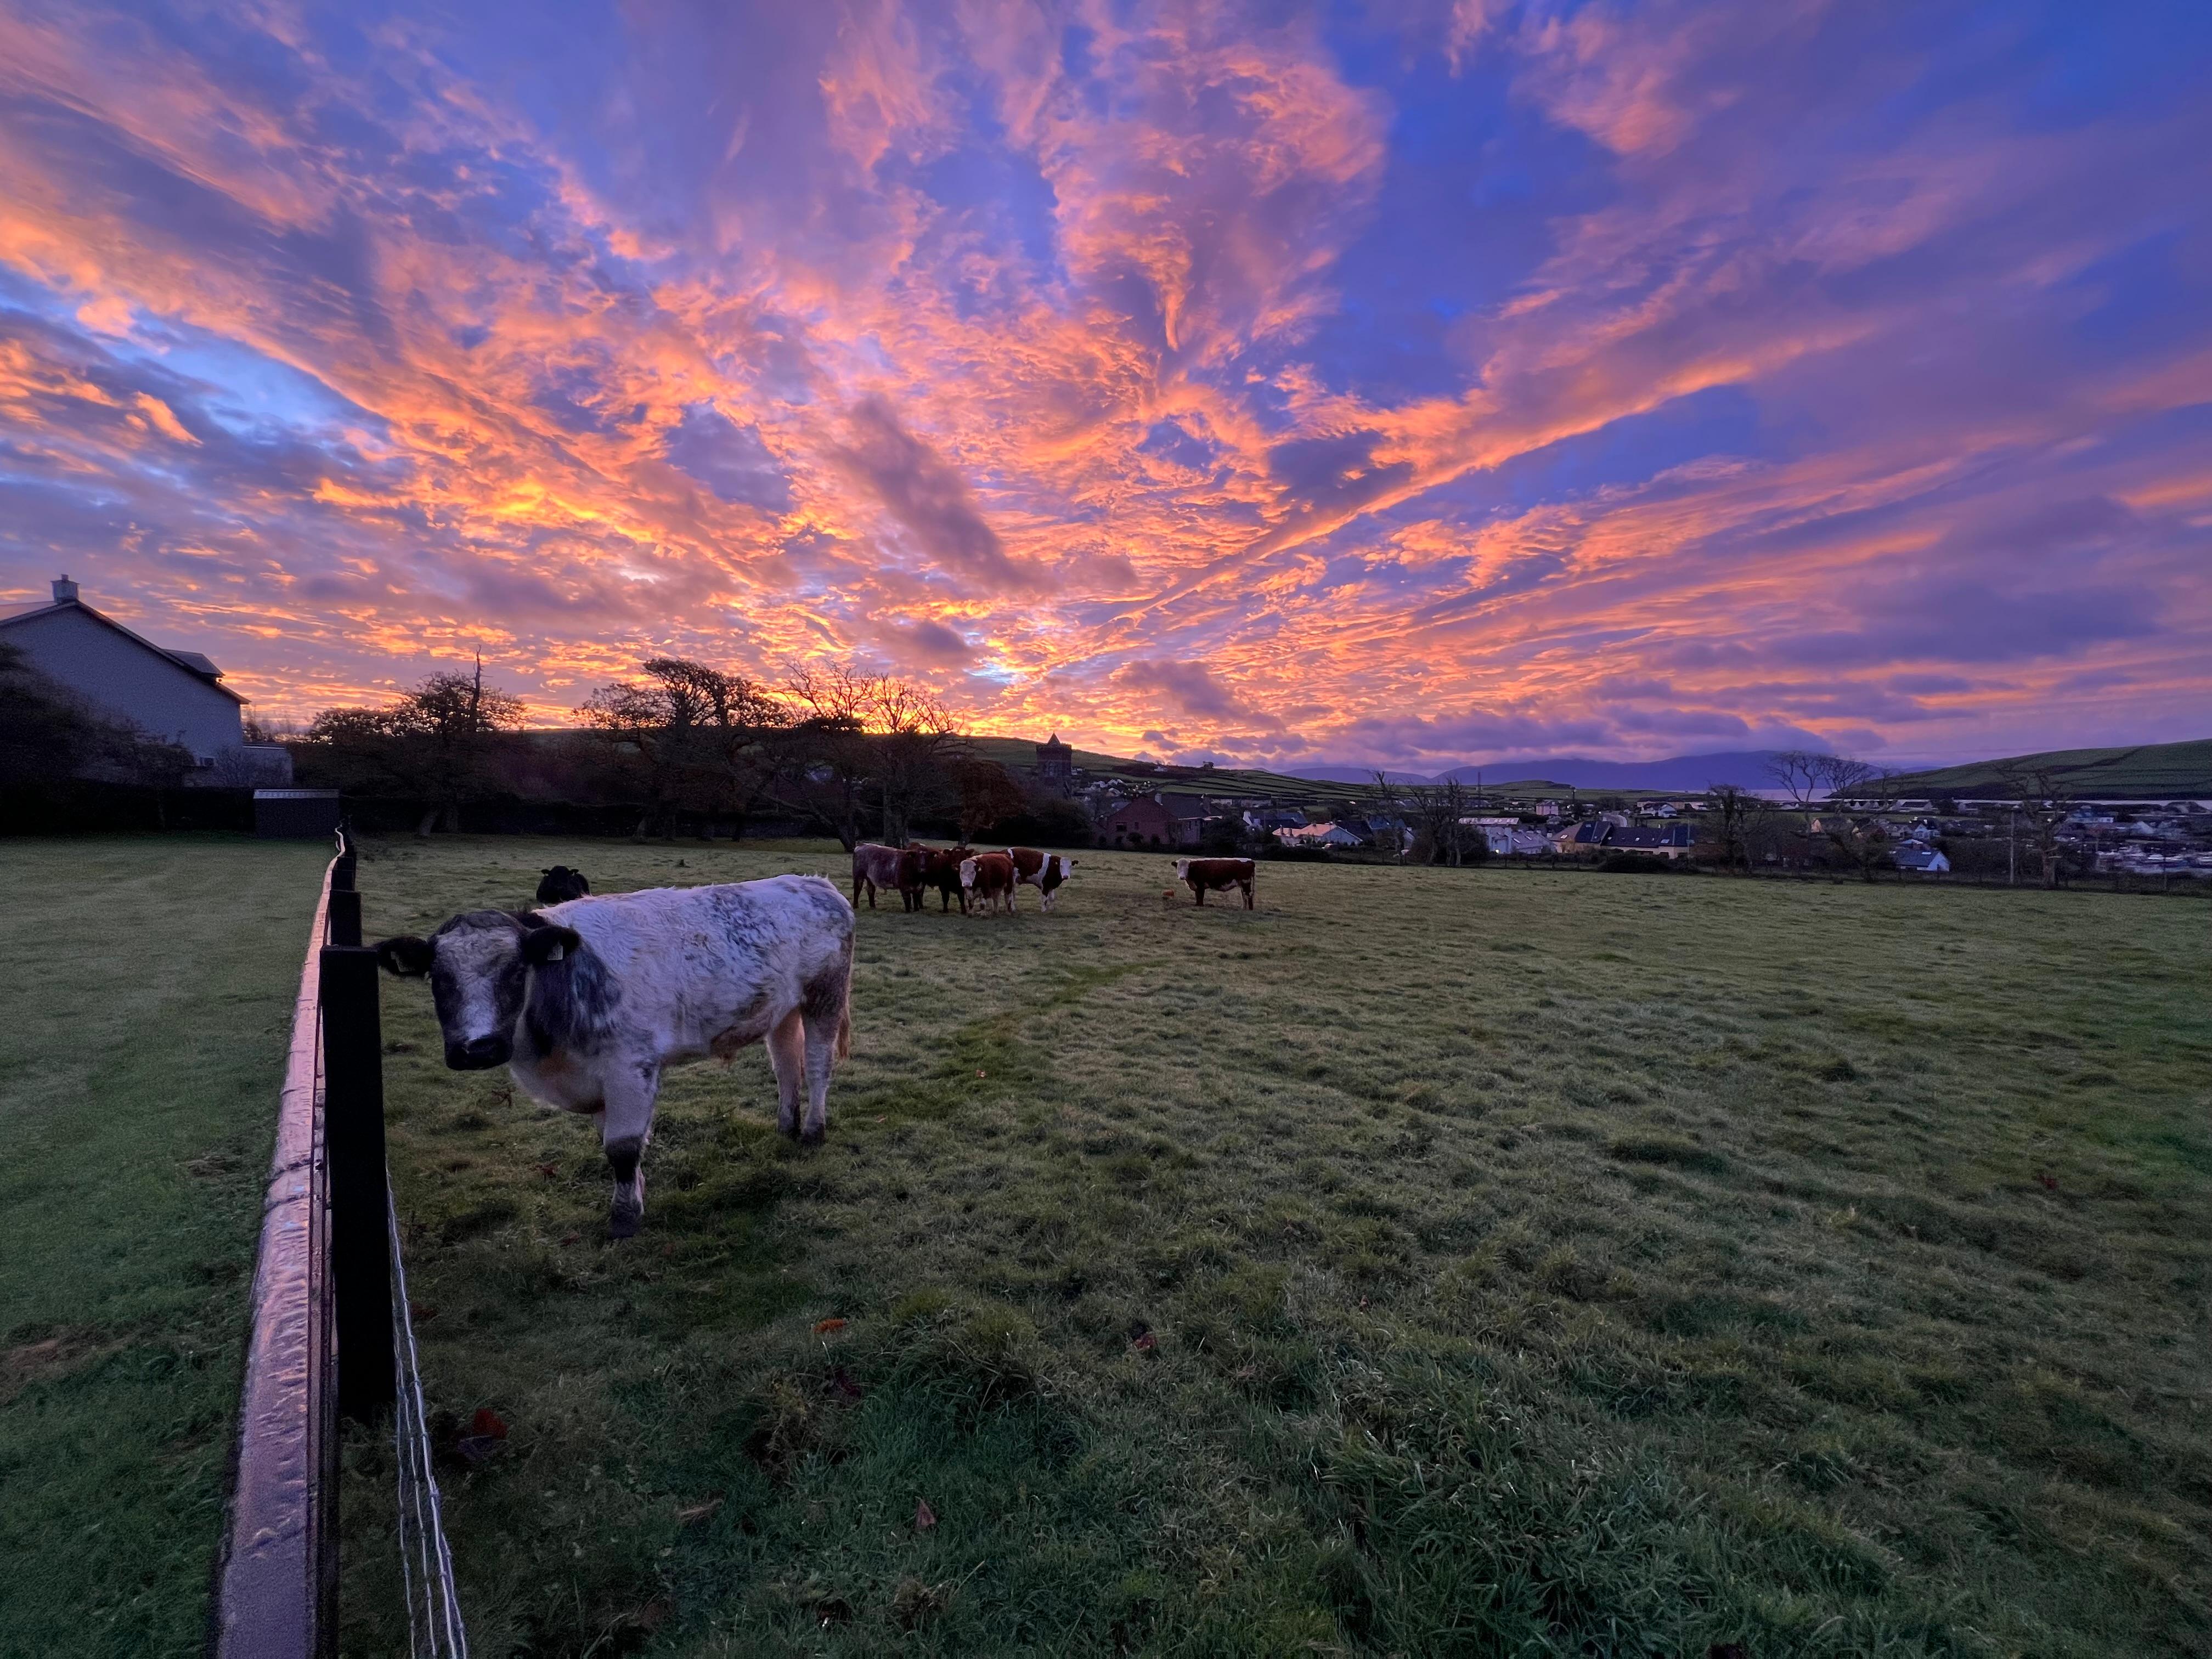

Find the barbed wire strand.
xmin=388 ymin=1179 xmax=467 ymax=1658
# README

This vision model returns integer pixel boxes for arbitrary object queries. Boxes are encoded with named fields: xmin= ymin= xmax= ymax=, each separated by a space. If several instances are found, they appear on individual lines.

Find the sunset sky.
xmin=1 ymin=0 xmax=2207 ymax=769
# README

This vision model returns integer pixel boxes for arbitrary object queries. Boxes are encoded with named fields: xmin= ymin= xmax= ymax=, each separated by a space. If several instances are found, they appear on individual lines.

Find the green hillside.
xmin=970 ymin=736 xmax=1646 ymax=806
xmin=1880 ymin=737 xmax=2212 ymax=800
xmin=967 ymin=735 xmax=1377 ymax=804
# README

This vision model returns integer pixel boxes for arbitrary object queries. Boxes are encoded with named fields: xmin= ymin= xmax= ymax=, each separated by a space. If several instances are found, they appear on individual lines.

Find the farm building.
xmin=1 ymin=575 xmax=286 ymax=780
xmin=1098 ymin=793 xmax=1183 ymax=848
xmin=1098 ymin=791 xmax=1224 ymax=848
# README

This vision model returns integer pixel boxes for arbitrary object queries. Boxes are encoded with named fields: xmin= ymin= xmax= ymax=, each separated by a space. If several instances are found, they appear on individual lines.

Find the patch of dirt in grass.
xmin=1 ymin=1328 xmax=116 ymax=1404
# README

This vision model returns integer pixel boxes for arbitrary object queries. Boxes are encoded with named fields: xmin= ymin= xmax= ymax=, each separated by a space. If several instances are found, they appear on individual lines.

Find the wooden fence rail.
xmin=211 ymin=831 xmax=455 ymax=1657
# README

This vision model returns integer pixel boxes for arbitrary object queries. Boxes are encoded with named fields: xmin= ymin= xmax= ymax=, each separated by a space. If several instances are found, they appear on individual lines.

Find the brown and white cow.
xmin=958 ymin=851 xmax=1017 ymax=916
xmin=850 ymin=842 xmax=905 ymax=910
xmin=1173 ymin=856 xmax=1256 ymax=909
xmin=1005 ymin=847 xmax=1076 ymax=912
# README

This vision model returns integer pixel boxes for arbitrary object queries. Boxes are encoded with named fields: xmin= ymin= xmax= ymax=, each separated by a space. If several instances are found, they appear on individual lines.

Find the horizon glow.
xmin=1 ymin=0 xmax=2208 ymax=769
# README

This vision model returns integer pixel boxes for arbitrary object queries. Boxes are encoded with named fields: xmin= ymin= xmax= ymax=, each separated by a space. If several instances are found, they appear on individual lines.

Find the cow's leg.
xmin=602 ymin=1061 xmax=661 ymax=1239
xmin=766 ymin=1009 xmax=806 ymax=1139
xmin=851 ymin=873 xmax=865 ymax=909
xmin=1193 ymin=882 xmax=1206 ymax=905
xmin=1243 ymin=879 xmax=1255 ymax=910
xmin=799 ymin=1009 xmax=838 ymax=1145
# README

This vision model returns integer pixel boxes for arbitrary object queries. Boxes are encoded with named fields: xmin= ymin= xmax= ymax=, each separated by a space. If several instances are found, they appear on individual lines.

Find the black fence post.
xmin=326 ymin=888 xmax=363 ymax=947
xmin=323 ymin=944 xmax=395 ymax=1420
xmin=332 ymin=826 xmax=358 ymax=894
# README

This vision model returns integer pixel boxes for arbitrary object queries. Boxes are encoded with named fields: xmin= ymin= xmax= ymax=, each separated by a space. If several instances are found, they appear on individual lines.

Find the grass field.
xmin=0 ymin=837 xmax=328 ymax=1658
xmin=314 ymin=836 xmax=2212 ymax=1657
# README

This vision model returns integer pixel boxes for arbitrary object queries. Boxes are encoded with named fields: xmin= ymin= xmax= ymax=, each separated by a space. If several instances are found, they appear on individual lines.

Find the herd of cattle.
xmin=848 ymin=841 xmax=1079 ymax=914
xmin=376 ymin=848 xmax=1261 ymax=1237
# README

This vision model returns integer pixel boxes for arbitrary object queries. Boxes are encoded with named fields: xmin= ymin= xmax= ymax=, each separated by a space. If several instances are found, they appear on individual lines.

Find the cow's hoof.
xmin=609 ymin=1205 xmax=641 ymax=1240
xmin=799 ymin=1127 xmax=826 ymax=1148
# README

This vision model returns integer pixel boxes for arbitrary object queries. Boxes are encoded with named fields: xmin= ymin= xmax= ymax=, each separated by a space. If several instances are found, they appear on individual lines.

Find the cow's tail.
xmin=834 ymin=933 xmax=854 ymax=1062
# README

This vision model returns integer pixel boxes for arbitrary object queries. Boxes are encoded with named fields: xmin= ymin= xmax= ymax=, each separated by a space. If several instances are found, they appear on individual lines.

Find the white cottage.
xmin=1 ymin=575 xmax=252 ymax=768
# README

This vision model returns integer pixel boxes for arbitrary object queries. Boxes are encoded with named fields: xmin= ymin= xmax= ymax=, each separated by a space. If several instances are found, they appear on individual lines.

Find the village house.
xmin=0 ymin=575 xmax=287 ymax=781
xmin=1610 ymin=824 xmax=1697 ymax=859
xmin=1098 ymin=791 xmax=1216 ymax=849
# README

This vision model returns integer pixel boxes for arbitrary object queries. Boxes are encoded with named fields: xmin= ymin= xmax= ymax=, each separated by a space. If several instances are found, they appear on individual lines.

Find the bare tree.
xmin=956 ymin=757 xmax=1027 ymax=842
xmin=306 ymin=657 xmax=525 ymax=835
xmin=1810 ymin=754 xmax=1883 ymax=803
xmin=1822 ymin=813 xmax=1893 ymax=883
xmin=1996 ymin=762 xmax=2074 ymax=889
xmin=861 ymin=676 xmax=963 ymax=847
xmin=582 ymin=657 xmax=785 ymax=839
xmin=1369 ymin=772 xmax=1413 ymax=864
xmin=776 ymin=665 xmax=965 ymax=849
xmin=1705 ymin=783 xmax=1759 ymax=874
xmin=1397 ymin=777 xmax=1473 ymax=865
xmin=1763 ymin=750 xmax=1825 ymax=832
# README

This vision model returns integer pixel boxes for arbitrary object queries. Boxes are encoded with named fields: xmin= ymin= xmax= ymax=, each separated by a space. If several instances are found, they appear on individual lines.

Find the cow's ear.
xmin=521 ymin=924 xmax=582 ymax=966
xmin=375 ymin=935 xmax=434 ymax=978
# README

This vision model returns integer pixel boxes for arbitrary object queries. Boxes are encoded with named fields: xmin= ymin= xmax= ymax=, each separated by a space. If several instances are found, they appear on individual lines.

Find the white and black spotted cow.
xmin=376 ymin=876 xmax=854 ymax=1237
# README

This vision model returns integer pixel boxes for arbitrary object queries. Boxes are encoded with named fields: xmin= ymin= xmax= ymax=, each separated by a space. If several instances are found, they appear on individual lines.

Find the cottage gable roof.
xmin=1 ymin=590 xmax=249 ymax=705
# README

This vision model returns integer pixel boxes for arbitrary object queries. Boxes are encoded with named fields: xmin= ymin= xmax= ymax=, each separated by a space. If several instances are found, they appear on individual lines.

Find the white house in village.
xmin=0 ymin=575 xmax=286 ymax=780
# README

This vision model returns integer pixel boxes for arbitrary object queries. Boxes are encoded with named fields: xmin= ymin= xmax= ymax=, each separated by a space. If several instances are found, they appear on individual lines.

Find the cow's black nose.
xmin=445 ymin=1035 xmax=511 ymax=1070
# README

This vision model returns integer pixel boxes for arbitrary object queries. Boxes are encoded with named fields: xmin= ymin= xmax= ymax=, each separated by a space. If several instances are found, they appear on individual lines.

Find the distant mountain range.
xmin=1290 ymin=751 xmax=1800 ymax=791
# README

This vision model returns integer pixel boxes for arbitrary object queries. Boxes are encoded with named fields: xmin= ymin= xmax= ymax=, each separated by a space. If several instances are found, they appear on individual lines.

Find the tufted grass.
xmin=332 ymin=837 xmax=2212 ymax=1657
xmin=0 ymin=836 xmax=329 ymax=1658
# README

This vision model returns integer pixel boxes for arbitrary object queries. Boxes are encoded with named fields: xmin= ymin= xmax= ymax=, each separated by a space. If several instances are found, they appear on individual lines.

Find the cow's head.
xmin=375 ymin=909 xmax=580 ymax=1070
xmin=1044 ymin=854 xmax=1076 ymax=885
xmin=1172 ymin=859 xmax=1192 ymax=882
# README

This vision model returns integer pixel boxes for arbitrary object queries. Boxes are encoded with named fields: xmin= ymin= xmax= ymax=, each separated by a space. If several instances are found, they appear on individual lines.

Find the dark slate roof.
xmin=0 ymin=596 xmax=248 ymax=704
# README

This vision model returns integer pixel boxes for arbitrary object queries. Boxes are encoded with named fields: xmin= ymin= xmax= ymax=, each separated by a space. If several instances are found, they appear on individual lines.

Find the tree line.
xmin=294 ymin=656 xmax=1087 ymax=849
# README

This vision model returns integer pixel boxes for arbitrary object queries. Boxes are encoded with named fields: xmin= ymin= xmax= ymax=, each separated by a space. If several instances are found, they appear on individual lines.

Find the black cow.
xmin=536 ymin=866 xmax=591 ymax=903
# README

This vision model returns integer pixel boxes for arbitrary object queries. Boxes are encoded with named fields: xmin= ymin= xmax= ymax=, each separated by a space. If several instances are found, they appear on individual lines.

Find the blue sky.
xmin=0 ymin=0 xmax=2207 ymax=765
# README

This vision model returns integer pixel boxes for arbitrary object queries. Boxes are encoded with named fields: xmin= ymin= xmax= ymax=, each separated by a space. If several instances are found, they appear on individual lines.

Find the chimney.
xmin=52 ymin=574 xmax=78 ymax=602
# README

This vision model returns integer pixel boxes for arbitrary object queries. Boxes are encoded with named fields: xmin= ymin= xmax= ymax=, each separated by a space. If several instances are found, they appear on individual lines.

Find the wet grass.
xmin=326 ymin=838 xmax=2212 ymax=1656
xmin=0 ymin=836 xmax=329 ymax=1658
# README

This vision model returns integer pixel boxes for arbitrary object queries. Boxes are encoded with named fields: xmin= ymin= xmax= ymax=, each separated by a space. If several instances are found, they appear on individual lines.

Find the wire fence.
xmin=390 ymin=1185 xmax=467 ymax=1658
xmin=213 ymin=827 xmax=466 ymax=1657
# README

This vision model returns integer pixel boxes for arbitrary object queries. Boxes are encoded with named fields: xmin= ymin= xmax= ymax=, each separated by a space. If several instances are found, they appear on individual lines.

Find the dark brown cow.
xmin=1173 ymin=856 xmax=1256 ymax=909
xmin=959 ymin=851 xmax=1017 ymax=916
xmin=918 ymin=845 xmax=971 ymax=913
xmin=1005 ymin=847 xmax=1077 ymax=912
xmin=894 ymin=845 xmax=931 ymax=913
